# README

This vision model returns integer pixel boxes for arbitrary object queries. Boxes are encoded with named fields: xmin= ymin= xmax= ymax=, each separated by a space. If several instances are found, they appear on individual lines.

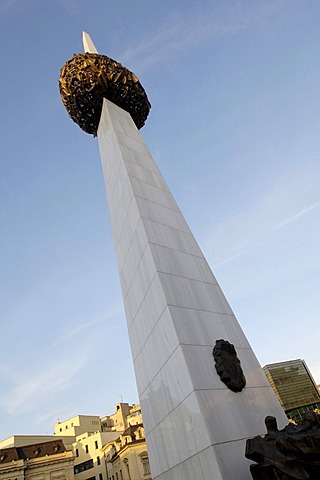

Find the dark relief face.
xmin=213 ymin=339 xmax=246 ymax=393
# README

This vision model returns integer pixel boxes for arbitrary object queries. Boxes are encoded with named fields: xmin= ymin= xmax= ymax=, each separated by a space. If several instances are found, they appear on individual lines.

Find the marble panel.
xmin=142 ymin=218 xmax=203 ymax=257
xmin=127 ymin=269 xmax=167 ymax=328
xmin=111 ymin=178 xmax=136 ymax=244
xmin=124 ymin=159 xmax=168 ymax=190
xmin=129 ymin=305 xmax=178 ymax=361
xmin=107 ymin=163 xmax=133 ymax=216
xmin=150 ymin=243 xmax=217 ymax=284
xmin=195 ymin=387 xmax=287 ymax=446
xmin=136 ymin=337 xmax=194 ymax=397
xmin=136 ymin=196 xmax=191 ymax=233
xmin=159 ymin=272 xmax=234 ymax=315
xmin=113 ymin=198 xmax=140 ymax=258
xmin=139 ymin=349 xmax=193 ymax=430
xmin=214 ymin=438 xmax=253 ymax=480
xmin=168 ymin=305 xmax=251 ymax=349
xmin=113 ymin=117 xmax=143 ymax=141
xmin=119 ymin=243 xmax=148 ymax=298
xmin=115 ymin=215 xmax=145 ymax=270
xmin=144 ymin=391 xmax=211 ymax=477
xmin=130 ymin=176 xmax=179 ymax=211
xmin=119 ymin=142 xmax=161 ymax=174
xmin=123 ymin=246 xmax=157 ymax=322
xmin=153 ymin=445 xmax=223 ymax=480
xmin=119 ymin=221 xmax=149 ymax=294
xmin=117 ymin=131 xmax=152 ymax=157
xmin=99 ymin=131 xmax=124 ymax=189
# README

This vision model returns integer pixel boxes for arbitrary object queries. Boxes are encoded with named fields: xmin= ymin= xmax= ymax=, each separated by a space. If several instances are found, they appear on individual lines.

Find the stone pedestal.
xmin=98 ymin=98 xmax=287 ymax=480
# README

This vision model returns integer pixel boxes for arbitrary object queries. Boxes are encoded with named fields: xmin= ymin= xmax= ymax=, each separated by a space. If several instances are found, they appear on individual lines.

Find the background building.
xmin=53 ymin=404 xmax=148 ymax=480
xmin=263 ymin=359 xmax=320 ymax=422
xmin=103 ymin=424 xmax=151 ymax=480
xmin=0 ymin=440 xmax=74 ymax=480
xmin=0 ymin=403 xmax=150 ymax=480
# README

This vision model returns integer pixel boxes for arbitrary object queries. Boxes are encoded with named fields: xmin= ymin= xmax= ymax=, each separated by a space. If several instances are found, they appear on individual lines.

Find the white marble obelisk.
xmin=83 ymin=33 xmax=287 ymax=480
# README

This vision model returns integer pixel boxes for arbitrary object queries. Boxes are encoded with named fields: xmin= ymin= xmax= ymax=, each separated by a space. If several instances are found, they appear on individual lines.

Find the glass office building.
xmin=263 ymin=359 xmax=320 ymax=422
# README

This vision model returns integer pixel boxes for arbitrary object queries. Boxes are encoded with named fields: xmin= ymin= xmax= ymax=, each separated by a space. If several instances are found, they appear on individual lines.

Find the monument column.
xmin=59 ymin=33 xmax=287 ymax=480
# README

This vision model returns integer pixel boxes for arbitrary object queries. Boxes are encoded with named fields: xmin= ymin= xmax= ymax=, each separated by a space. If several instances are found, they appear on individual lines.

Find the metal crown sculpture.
xmin=59 ymin=53 xmax=151 ymax=136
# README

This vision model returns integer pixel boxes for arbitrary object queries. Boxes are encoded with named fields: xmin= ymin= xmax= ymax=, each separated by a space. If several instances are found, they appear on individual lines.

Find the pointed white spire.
xmin=82 ymin=31 xmax=99 ymax=53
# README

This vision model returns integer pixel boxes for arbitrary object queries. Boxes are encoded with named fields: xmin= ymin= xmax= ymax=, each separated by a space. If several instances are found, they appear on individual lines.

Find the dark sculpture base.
xmin=246 ymin=413 xmax=320 ymax=480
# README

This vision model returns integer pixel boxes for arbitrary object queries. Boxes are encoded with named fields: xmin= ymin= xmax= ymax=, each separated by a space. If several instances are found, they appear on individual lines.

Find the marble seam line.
xmin=116 ymin=206 xmax=206 ymax=275
xmin=120 ymin=158 xmax=171 ymax=191
xmin=106 ymin=132 xmax=183 ymax=215
xmin=100 ymin=134 xmax=124 ymax=185
xmin=125 ymin=167 xmax=168 ymax=192
xmin=151 ymin=440 xmax=250 ymax=480
xmin=124 ymin=259 xmax=220 ymax=301
xmin=128 ymin=269 xmax=237 ymax=327
xmin=117 ymin=217 xmax=146 ymax=271
xmin=137 ymin=335 xmax=266 ymax=399
xmin=108 ymin=173 xmax=135 ymax=239
xmin=115 ymin=207 xmax=218 ymax=290
xmin=118 ymin=213 xmax=194 ymax=242
xmin=112 ymin=189 xmax=190 ymax=237
xmin=121 ymin=235 xmax=208 ymax=275
xmin=130 ymin=304 xmax=169 ymax=360
xmin=119 ymin=144 xmax=163 ymax=179
xmin=144 ymin=381 xmax=268 ymax=441
xmin=130 ymin=302 xmax=242 ymax=362
xmin=126 ymin=269 xmax=235 ymax=330
xmin=122 ymin=242 xmax=151 ymax=300
xmin=113 ymin=195 xmax=138 ymax=246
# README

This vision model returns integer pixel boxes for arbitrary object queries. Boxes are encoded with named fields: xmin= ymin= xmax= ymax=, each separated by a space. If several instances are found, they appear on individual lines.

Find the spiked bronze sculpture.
xmin=59 ymin=52 xmax=150 ymax=135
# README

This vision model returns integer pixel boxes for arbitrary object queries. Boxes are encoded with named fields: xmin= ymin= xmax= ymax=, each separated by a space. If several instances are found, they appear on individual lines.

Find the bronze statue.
xmin=245 ymin=412 xmax=320 ymax=479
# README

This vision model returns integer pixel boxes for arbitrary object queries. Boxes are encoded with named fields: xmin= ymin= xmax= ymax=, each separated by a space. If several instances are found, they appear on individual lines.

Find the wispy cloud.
xmin=119 ymin=11 xmax=246 ymax=73
xmin=118 ymin=1 xmax=292 ymax=73
xmin=202 ymin=167 xmax=320 ymax=268
xmin=272 ymin=201 xmax=320 ymax=231
xmin=1 ymin=355 xmax=87 ymax=416
xmin=0 ymin=304 xmax=123 ymax=420
xmin=49 ymin=304 xmax=123 ymax=348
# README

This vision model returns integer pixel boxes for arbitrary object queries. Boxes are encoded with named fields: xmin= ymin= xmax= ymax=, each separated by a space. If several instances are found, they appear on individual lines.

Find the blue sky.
xmin=0 ymin=0 xmax=319 ymax=438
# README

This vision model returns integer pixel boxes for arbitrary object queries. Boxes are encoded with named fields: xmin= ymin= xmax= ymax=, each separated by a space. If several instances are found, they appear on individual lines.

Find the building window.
xmin=74 ymin=460 xmax=94 ymax=474
xmin=95 ymin=441 xmax=98 ymax=449
xmin=123 ymin=459 xmax=130 ymax=480
xmin=99 ymin=475 xmax=103 ymax=480
xmin=140 ymin=454 xmax=150 ymax=475
xmin=116 ymin=474 xmax=118 ymax=480
xmin=85 ymin=445 xmax=89 ymax=454
xmin=97 ymin=456 xmax=101 ymax=465
xmin=85 ymin=477 xmax=95 ymax=480
xmin=76 ymin=448 xmax=79 ymax=457
xmin=119 ymin=471 xmax=123 ymax=480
